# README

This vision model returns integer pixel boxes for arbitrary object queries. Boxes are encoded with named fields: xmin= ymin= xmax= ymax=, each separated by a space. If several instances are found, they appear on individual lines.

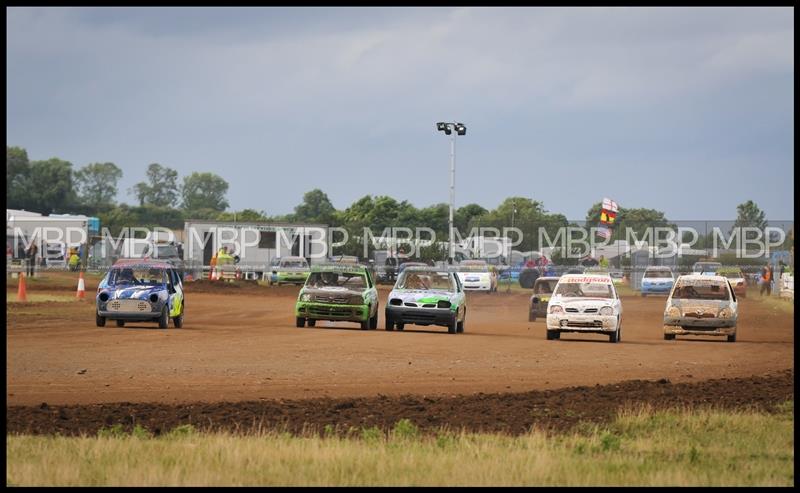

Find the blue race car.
xmin=640 ymin=266 xmax=675 ymax=296
xmin=96 ymin=259 xmax=185 ymax=329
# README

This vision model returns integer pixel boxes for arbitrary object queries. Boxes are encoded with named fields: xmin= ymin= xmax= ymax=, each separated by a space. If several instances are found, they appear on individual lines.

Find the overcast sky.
xmin=6 ymin=7 xmax=794 ymax=220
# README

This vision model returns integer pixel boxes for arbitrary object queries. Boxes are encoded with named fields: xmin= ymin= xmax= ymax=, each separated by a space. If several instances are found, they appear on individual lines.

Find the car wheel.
xmin=385 ymin=311 xmax=395 ymax=331
xmin=307 ymin=319 xmax=316 ymax=327
xmin=369 ymin=306 xmax=378 ymax=330
xmin=529 ymin=310 xmax=536 ymax=322
xmin=173 ymin=312 xmax=183 ymax=328
xmin=641 ymin=292 xmax=647 ymax=297
xmin=96 ymin=313 xmax=106 ymax=327
xmin=457 ymin=316 xmax=465 ymax=333
xmin=360 ymin=319 xmax=369 ymax=330
xmin=396 ymin=322 xmax=405 ymax=331
xmin=546 ymin=330 xmax=560 ymax=340
xmin=727 ymin=333 xmax=736 ymax=343
xmin=158 ymin=306 xmax=169 ymax=329
xmin=448 ymin=315 xmax=457 ymax=334
xmin=664 ymin=334 xmax=675 ymax=340
xmin=116 ymin=320 xmax=125 ymax=328
xmin=609 ymin=327 xmax=619 ymax=343
xmin=296 ymin=317 xmax=305 ymax=328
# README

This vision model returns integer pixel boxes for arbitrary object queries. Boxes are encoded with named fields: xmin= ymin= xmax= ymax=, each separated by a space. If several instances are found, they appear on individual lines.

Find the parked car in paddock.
xmin=295 ymin=264 xmax=379 ymax=330
xmin=692 ymin=261 xmax=722 ymax=276
xmin=640 ymin=266 xmax=675 ymax=296
xmin=529 ymin=276 xmax=560 ymax=322
xmin=95 ymin=259 xmax=184 ymax=329
xmin=456 ymin=259 xmax=498 ymax=292
xmin=717 ymin=267 xmax=748 ymax=298
xmin=385 ymin=267 xmax=466 ymax=334
xmin=663 ymin=274 xmax=738 ymax=342
xmin=268 ymin=256 xmax=310 ymax=286
xmin=546 ymin=274 xmax=623 ymax=343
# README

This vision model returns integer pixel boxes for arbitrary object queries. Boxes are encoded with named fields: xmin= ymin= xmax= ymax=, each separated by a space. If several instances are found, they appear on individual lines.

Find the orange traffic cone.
xmin=76 ymin=271 xmax=86 ymax=300
xmin=17 ymin=272 xmax=28 ymax=302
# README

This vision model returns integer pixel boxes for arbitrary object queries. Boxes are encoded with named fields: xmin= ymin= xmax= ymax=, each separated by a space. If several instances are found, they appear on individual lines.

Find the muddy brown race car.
xmin=529 ymin=276 xmax=560 ymax=322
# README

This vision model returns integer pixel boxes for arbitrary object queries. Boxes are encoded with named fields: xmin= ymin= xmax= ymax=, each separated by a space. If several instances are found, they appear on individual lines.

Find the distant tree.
xmin=733 ymin=200 xmax=767 ymax=231
xmin=215 ymin=209 xmax=269 ymax=222
xmin=6 ymin=146 xmax=31 ymax=209
xmin=28 ymin=158 xmax=76 ymax=214
xmin=293 ymin=189 xmax=336 ymax=224
xmin=181 ymin=172 xmax=229 ymax=213
xmin=74 ymin=162 xmax=123 ymax=210
xmin=132 ymin=163 xmax=179 ymax=207
xmin=455 ymin=203 xmax=488 ymax=233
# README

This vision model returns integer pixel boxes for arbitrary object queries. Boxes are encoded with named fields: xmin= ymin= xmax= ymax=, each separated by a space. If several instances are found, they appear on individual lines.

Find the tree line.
xmin=7 ymin=146 xmax=786 ymax=258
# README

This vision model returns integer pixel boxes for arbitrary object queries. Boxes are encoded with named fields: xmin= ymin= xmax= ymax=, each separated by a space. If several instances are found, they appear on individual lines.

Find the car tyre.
xmin=369 ymin=307 xmax=378 ymax=330
xmin=360 ymin=319 xmax=369 ymax=330
xmin=727 ymin=333 xmax=736 ymax=343
xmin=116 ymin=320 xmax=125 ymax=328
xmin=448 ymin=315 xmax=457 ymax=334
xmin=456 ymin=316 xmax=465 ymax=333
xmin=307 ymin=319 xmax=316 ymax=327
xmin=664 ymin=334 xmax=675 ymax=340
xmin=158 ymin=306 xmax=169 ymax=329
xmin=529 ymin=310 xmax=536 ymax=322
xmin=546 ymin=330 xmax=560 ymax=340
xmin=641 ymin=292 xmax=647 ymax=297
xmin=609 ymin=327 xmax=620 ymax=343
xmin=296 ymin=317 xmax=305 ymax=328
xmin=396 ymin=322 xmax=405 ymax=331
xmin=96 ymin=313 xmax=106 ymax=327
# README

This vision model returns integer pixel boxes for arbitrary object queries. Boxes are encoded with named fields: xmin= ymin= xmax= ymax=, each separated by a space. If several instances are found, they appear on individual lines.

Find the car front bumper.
xmin=641 ymin=284 xmax=672 ymax=294
xmin=386 ymin=305 xmax=456 ymax=326
xmin=546 ymin=314 xmax=618 ymax=333
xmin=296 ymin=302 xmax=369 ymax=321
xmin=663 ymin=316 xmax=736 ymax=336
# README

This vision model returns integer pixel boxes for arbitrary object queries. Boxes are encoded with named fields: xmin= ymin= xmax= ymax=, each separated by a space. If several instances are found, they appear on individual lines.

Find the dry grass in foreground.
xmin=6 ymin=402 xmax=793 ymax=486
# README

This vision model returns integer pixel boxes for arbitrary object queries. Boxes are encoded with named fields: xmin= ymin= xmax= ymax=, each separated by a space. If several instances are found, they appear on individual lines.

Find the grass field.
xmin=7 ymin=402 xmax=793 ymax=486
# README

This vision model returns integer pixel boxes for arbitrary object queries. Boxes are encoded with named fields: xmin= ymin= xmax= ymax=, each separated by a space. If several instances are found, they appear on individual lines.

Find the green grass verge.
xmin=6 ymin=403 xmax=793 ymax=486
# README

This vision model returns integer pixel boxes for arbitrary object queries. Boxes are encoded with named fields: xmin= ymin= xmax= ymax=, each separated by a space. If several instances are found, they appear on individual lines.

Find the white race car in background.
xmin=546 ymin=274 xmax=623 ymax=343
xmin=455 ymin=259 xmax=498 ymax=292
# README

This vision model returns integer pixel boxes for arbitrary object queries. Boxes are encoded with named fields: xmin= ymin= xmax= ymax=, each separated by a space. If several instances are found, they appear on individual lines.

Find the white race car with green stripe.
xmin=385 ymin=267 xmax=466 ymax=334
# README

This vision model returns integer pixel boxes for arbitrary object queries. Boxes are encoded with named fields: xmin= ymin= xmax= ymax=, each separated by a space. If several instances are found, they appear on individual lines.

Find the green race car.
xmin=269 ymin=256 xmax=311 ymax=285
xmin=295 ymin=264 xmax=379 ymax=330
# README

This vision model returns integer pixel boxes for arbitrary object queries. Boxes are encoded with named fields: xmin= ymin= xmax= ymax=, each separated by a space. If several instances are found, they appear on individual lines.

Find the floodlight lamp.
xmin=437 ymin=122 xmax=447 ymax=132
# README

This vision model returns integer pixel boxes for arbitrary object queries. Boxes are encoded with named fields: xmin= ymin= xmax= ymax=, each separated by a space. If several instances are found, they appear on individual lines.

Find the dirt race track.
xmin=7 ymin=278 xmax=794 ymax=412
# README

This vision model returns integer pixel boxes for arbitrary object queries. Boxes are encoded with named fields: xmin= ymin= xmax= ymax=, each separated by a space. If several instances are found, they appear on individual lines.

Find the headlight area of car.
xmin=666 ymin=306 xmax=681 ymax=318
xmin=599 ymin=306 xmax=614 ymax=316
xmin=718 ymin=307 xmax=734 ymax=318
xmin=549 ymin=305 xmax=564 ymax=314
xmin=300 ymin=293 xmax=311 ymax=302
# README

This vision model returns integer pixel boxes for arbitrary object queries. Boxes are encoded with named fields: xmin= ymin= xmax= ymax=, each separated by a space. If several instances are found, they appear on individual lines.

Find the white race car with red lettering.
xmin=546 ymin=274 xmax=623 ymax=343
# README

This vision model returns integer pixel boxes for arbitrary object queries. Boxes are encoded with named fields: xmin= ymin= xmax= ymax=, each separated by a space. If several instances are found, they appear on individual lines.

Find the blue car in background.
xmin=640 ymin=266 xmax=675 ymax=296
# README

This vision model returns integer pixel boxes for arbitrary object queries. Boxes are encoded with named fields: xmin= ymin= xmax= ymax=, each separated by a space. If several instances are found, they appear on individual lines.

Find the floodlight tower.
xmin=436 ymin=121 xmax=466 ymax=263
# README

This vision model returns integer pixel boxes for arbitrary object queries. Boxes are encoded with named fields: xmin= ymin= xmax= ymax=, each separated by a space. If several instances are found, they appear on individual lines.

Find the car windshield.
xmin=281 ymin=259 xmax=308 ymax=268
xmin=306 ymin=271 xmax=366 ymax=289
xmin=460 ymin=262 xmax=489 ymax=272
xmin=397 ymin=271 xmax=454 ymax=291
xmin=644 ymin=270 xmax=672 ymax=278
xmin=718 ymin=270 xmax=743 ymax=279
xmin=554 ymin=281 xmax=614 ymax=299
xmin=534 ymin=280 xmax=558 ymax=294
xmin=693 ymin=263 xmax=721 ymax=273
xmin=109 ymin=267 xmax=166 ymax=286
xmin=155 ymin=245 xmax=179 ymax=258
xmin=672 ymin=280 xmax=730 ymax=300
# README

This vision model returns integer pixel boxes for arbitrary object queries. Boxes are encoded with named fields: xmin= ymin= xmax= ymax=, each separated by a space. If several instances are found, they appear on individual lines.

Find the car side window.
xmin=365 ymin=270 xmax=373 ymax=289
xmin=728 ymin=280 xmax=736 ymax=303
